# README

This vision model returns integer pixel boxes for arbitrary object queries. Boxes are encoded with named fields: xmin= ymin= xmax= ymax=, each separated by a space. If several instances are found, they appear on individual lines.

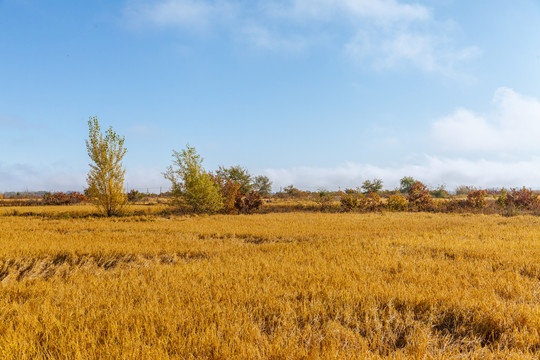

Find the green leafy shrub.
xmin=430 ymin=185 xmax=449 ymax=198
xmin=164 ymin=145 xmax=224 ymax=214
xmin=496 ymin=189 xmax=508 ymax=208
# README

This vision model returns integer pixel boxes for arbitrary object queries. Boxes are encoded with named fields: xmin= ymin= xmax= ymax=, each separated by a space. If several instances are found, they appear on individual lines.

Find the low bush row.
xmin=338 ymin=182 xmax=540 ymax=216
xmin=42 ymin=192 xmax=87 ymax=205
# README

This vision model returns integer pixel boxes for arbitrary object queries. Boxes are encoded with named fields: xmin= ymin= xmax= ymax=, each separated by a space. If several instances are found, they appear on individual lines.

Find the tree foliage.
xmin=361 ymin=179 xmax=383 ymax=194
xmin=209 ymin=173 xmax=241 ymax=214
xmin=216 ymin=166 xmax=252 ymax=194
xmin=164 ymin=145 xmax=223 ymax=214
xmin=467 ymin=190 xmax=487 ymax=210
xmin=252 ymin=175 xmax=272 ymax=196
xmin=86 ymin=116 xmax=127 ymax=216
xmin=455 ymin=185 xmax=474 ymax=196
xmin=399 ymin=176 xmax=415 ymax=194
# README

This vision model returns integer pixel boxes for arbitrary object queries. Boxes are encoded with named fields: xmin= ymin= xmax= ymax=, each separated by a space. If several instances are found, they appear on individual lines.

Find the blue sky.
xmin=2 ymin=0 xmax=540 ymax=192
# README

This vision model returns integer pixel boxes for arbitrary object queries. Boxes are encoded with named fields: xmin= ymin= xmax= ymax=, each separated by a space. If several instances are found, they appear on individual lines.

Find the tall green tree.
xmin=164 ymin=145 xmax=223 ymax=214
xmin=86 ymin=116 xmax=127 ymax=216
xmin=252 ymin=175 xmax=272 ymax=196
xmin=361 ymin=178 xmax=383 ymax=194
xmin=399 ymin=176 xmax=416 ymax=193
xmin=216 ymin=165 xmax=252 ymax=194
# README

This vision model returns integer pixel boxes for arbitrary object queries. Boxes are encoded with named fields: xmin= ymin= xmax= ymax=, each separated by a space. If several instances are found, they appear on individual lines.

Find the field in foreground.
xmin=1 ymin=208 xmax=539 ymax=359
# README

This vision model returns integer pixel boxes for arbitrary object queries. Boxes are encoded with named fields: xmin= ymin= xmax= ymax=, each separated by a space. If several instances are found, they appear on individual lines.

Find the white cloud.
xmin=263 ymin=156 xmax=540 ymax=191
xmin=240 ymin=25 xmax=307 ymax=51
xmin=367 ymin=32 xmax=480 ymax=75
xmin=0 ymin=163 xmax=171 ymax=193
xmin=124 ymin=0 xmax=235 ymax=30
xmin=267 ymin=0 xmax=430 ymax=23
xmin=0 ymin=163 xmax=86 ymax=193
xmin=433 ymin=87 xmax=540 ymax=152
xmin=123 ymin=0 xmax=478 ymax=75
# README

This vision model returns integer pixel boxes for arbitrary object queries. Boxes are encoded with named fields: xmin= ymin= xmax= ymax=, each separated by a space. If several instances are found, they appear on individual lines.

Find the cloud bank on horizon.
xmin=4 ymin=87 xmax=540 ymax=192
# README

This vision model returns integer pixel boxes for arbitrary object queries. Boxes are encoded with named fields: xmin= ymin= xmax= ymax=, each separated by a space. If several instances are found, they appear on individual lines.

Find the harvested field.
xmin=1 ymin=208 xmax=539 ymax=359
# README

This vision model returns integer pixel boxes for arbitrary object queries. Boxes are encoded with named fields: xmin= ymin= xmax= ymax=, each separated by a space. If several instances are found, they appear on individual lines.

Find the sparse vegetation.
xmin=455 ymin=185 xmax=474 ymax=196
xmin=127 ymin=189 xmax=145 ymax=203
xmin=85 ymin=116 xmax=127 ymax=216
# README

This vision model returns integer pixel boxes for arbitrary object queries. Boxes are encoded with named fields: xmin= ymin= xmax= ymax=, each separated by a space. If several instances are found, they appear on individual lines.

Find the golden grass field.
xmin=1 ymin=205 xmax=540 ymax=359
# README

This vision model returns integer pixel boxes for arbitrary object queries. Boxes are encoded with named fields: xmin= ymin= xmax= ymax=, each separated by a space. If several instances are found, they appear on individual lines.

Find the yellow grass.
xmin=0 ymin=203 xmax=167 ymax=217
xmin=1 ymin=207 xmax=539 ymax=359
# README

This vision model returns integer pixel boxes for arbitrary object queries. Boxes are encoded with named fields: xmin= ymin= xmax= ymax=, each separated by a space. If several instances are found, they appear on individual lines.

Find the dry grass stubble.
xmin=0 ymin=210 xmax=539 ymax=359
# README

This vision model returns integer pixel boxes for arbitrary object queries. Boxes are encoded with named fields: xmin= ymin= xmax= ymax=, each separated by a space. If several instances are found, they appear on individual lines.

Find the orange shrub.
xmin=407 ymin=181 xmax=432 ymax=211
xmin=387 ymin=194 xmax=407 ymax=212
xmin=340 ymin=193 xmax=359 ymax=211
xmin=467 ymin=190 xmax=487 ymax=210
xmin=361 ymin=191 xmax=382 ymax=211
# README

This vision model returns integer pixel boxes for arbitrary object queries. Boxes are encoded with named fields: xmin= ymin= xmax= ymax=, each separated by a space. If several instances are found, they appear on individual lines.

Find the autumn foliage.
xmin=467 ymin=190 xmax=487 ymax=210
xmin=42 ymin=192 xmax=87 ymax=205
xmin=407 ymin=181 xmax=432 ymax=211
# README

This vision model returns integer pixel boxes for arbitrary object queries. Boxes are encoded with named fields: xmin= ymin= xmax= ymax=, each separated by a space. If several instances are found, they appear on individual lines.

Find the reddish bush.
xmin=439 ymin=198 xmax=468 ymax=213
xmin=42 ymin=192 xmax=87 ymax=205
xmin=210 ymin=174 xmax=242 ymax=214
xmin=407 ymin=181 xmax=432 ymax=211
xmin=235 ymin=190 xmax=263 ymax=214
xmin=506 ymin=187 xmax=539 ymax=210
xmin=467 ymin=190 xmax=487 ymax=210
